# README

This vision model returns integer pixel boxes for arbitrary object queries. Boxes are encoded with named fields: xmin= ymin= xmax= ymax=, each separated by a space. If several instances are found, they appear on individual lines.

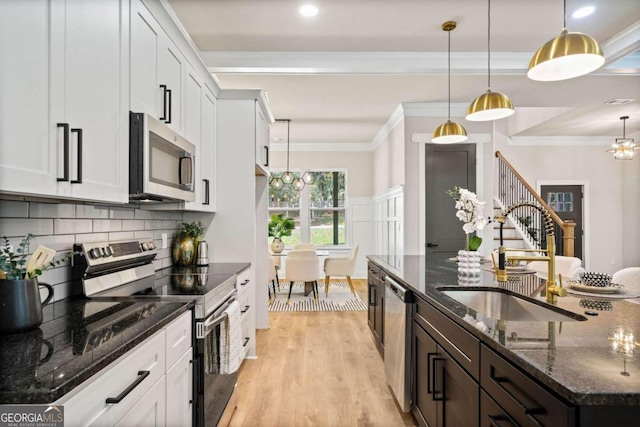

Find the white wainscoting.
xmin=373 ymin=185 xmax=404 ymax=258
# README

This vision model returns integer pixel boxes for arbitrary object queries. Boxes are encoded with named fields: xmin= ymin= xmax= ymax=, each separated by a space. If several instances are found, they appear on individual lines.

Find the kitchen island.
xmin=368 ymin=254 xmax=640 ymax=427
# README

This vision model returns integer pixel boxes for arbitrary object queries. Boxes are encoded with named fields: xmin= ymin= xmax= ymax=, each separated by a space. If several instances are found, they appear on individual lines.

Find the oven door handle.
xmin=203 ymin=311 xmax=229 ymax=335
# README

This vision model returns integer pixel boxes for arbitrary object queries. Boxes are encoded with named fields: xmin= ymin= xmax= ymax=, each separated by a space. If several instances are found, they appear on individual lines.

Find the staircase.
xmin=494 ymin=151 xmax=576 ymax=257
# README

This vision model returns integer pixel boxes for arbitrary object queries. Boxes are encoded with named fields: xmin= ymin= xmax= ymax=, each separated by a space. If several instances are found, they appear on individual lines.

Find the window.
xmin=269 ymin=171 xmax=346 ymax=247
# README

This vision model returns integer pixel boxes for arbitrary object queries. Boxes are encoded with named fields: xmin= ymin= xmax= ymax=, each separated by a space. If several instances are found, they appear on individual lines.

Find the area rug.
xmin=269 ymin=281 xmax=367 ymax=312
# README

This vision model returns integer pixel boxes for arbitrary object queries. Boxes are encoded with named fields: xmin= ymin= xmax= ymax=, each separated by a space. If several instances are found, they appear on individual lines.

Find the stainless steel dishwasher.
xmin=384 ymin=275 xmax=413 ymax=412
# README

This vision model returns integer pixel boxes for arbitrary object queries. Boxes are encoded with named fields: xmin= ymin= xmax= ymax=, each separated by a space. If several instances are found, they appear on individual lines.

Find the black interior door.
xmin=540 ymin=185 xmax=583 ymax=261
xmin=425 ymin=144 xmax=477 ymax=256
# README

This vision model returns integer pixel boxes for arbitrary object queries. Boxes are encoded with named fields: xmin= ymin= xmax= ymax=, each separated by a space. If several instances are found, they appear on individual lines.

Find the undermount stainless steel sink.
xmin=438 ymin=287 xmax=588 ymax=322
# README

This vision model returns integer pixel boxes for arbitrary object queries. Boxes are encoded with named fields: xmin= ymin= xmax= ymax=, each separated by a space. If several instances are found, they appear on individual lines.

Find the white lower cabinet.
xmin=115 ymin=376 xmax=166 ymax=427
xmin=57 ymin=311 xmax=193 ymax=427
xmin=165 ymin=349 xmax=193 ymax=427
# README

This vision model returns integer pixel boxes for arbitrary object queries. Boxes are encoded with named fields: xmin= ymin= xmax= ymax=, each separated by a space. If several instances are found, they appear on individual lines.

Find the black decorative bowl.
xmin=581 ymin=272 xmax=612 ymax=287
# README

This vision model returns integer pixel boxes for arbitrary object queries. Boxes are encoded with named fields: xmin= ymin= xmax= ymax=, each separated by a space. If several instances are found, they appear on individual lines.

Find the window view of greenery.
xmin=309 ymin=172 xmax=346 ymax=246
xmin=268 ymin=171 xmax=347 ymax=247
xmin=268 ymin=172 xmax=301 ymax=246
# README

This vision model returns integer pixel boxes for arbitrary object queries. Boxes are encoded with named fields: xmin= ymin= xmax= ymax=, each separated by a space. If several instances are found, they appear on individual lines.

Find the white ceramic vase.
xmin=270 ymin=238 xmax=285 ymax=253
xmin=458 ymin=250 xmax=481 ymax=278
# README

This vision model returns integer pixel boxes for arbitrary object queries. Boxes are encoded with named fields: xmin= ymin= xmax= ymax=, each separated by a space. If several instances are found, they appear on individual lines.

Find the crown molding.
xmin=269 ymin=142 xmax=373 ymax=152
xmin=509 ymin=136 xmax=613 ymax=146
xmin=602 ymin=20 xmax=640 ymax=66
xmin=410 ymin=133 xmax=492 ymax=144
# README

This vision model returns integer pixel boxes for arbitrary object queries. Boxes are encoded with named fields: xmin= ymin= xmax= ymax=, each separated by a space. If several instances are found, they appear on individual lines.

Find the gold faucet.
xmin=495 ymin=201 xmax=567 ymax=303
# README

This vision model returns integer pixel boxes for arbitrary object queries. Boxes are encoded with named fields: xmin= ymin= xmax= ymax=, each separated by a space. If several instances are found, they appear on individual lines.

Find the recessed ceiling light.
xmin=299 ymin=4 xmax=318 ymax=17
xmin=572 ymin=6 xmax=595 ymax=19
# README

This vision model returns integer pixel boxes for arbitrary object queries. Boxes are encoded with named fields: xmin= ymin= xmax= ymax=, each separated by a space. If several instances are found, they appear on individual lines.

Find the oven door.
xmin=195 ymin=293 xmax=240 ymax=426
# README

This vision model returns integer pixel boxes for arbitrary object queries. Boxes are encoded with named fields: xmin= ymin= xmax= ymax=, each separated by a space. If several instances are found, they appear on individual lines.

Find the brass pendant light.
xmin=528 ymin=0 xmax=604 ymax=81
xmin=466 ymin=0 xmax=514 ymax=122
xmin=432 ymin=21 xmax=468 ymax=144
xmin=607 ymin=116 xmax=638 ymax=160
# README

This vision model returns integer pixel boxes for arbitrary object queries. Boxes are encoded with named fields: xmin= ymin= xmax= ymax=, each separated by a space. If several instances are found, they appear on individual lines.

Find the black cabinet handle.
xmin=203 ymin=179 xmax=210 ymax=205
xmin=166 ymin=89 xmax=172 ymax=124
xmin=57 ymin=123 xmax=70 ymax=182
xmin=159 ymin=85 xmax=167 ymax=121
xmin=487 ymin=414 xmax=518 ymax=427
xmin=369 ymin=285 xmax=376 ymax=306
xmin=243 ymin=337 xmax=250 ymax=347
xmin=432 ymin=357 xmax=445 ymax=401
xmin=264 ymin=145 xmax=269 ymax=167
xmin=241 ymin=305 xmax=250 ymax=313
xmin=491 ymin=367 xmax=545 ymax=416
xmin=427 ymin=243 xmax=439 ymax=248
xmin=70 ymin=128 xmax=83 ymax=184
xmin=106 ymin=370 xmax=150 ymax=404
xmin=427 ymin=352 xmax=437 ymax=394
xmin=240 ymin=279 xmax=249 ymax=286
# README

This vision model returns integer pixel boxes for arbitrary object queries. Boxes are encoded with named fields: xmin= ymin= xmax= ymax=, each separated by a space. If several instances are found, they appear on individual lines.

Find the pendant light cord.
xmin=448 ymin=28 xmax=451 ymax=119
xmin=563 ymin=0 xmax=567 ymax=28
xmin=286 ymin=119 xmax=290 ymax=173
xmin=487 ymin=0 xmax=491 ymax=89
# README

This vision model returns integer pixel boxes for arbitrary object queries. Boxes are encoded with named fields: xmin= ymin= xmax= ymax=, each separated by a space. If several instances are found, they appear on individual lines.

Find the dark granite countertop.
xmin=367 ymin=254 xmax=640 ymax=406
xmin=0 ymin=297 xmax=193 ymax=404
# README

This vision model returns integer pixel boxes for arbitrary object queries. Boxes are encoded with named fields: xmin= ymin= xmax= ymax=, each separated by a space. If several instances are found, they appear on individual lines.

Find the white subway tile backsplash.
xmin=145 ymin=220 xmax=164 ymax=230
xmin=134 ymin=230 xmax=154 ymax=239
xmin=31 ymin=235 xmax=76 ymax=252
xmin=30 ymin=202 xmax=75 ymax=218
xmin=134 ymin=209 xmax=154 ymax=219
xmin=54 ymin=219 xmax=92 ymax=234
xmin=122 ymin=219 xmax=145 ymax=231
xmin=75 ymin=233 xmax=110 ymax=244
xmin=161 ymin=220 xmax=179 ymax=229
xmin=109 ymin=207 xmax=135 ymax=219
xmin=1 ymin=200 xmax=184 ymax=301
xmin=108 ymin=231 xmax=134 ymax=241
xmin=93 ymin=219 xmax=122 ymax=233
xmin=0 ymin=200 xmax=29 ymax=217
xmin=76 ymin=205 xmax=109 ymax=219
xmin=0 ymin=218 xmax=54 ymax=237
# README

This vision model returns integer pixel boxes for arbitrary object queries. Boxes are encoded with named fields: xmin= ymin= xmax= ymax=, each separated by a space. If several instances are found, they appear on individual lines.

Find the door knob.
xmin=427 ymin=243 xmax=439 ymax=248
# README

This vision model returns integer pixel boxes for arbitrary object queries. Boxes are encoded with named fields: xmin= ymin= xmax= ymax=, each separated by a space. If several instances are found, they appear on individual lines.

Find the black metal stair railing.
xmin=495 ymin=151 xmax=575 ymax=257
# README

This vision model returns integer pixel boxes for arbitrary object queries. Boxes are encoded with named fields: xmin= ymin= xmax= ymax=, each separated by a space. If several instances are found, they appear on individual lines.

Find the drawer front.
xmin=481 ymin=345 xmax=575 ymax=427
xmin=61 ymin=331 xmax=166 ymax=426
xmin=414 ymin=296 xmax=480 ymax=380
xmin=481 ymin=390 xmax=519 ymax=427
xmin=237 ymin=267 xmax=251 ymax=294
xmin=165 ymin=310 xmax=193 ymax=370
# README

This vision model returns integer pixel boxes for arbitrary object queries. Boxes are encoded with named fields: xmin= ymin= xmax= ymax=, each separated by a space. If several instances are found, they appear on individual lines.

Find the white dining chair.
xmin=526 ymin=255 xmax=584 ymax=281
xmin=612 ymin=267 xmax=640 ymax=292
xmin=284 ymin=250 xmax=320 ymax=303
xmin=323 ymin=245 xmax=359 ymax=297
xmin=292 ymin=243 xmax=316 ymax=251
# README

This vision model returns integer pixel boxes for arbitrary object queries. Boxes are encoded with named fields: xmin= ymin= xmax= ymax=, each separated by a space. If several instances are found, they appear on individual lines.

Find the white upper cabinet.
xmin=0 ymin=0 xmax=128 ymax=204
xmin=255 ymin=102 xmax=270 ymax=176
xmin=200 ymin=87 xmax=217 ymax=212
xmin=184 ymin=63 xmax=203 ymax=146
xmin=0 ymin=0 xmax=59 ymax=197
xmin=131 ymin=0 xmax=184 ymax=135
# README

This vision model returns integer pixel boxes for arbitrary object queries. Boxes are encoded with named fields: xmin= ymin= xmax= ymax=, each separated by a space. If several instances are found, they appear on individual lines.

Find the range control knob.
xmin=148 ymin=241 xmax=156 ymax=250
xmin=90 ymin=248 xmax=102 ymax=259
xmin=104 ymin=246 xmax=113 ymax=257
xmin=141 ymin=242 xmax=150 ymax=251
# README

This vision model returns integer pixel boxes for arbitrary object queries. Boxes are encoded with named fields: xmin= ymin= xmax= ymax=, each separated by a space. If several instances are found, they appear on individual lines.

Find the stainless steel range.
xmin=73 ymin=239 xmax=240 ymax=426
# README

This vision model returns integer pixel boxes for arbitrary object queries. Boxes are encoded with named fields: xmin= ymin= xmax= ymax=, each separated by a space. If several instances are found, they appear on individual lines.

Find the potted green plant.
xmin=0 ymin=234 xmax=72 ymax=335
xmin=268 ymin=214 xmax=295 ymax=253
xmin=173 ymin=221 xmax=205 ymax=266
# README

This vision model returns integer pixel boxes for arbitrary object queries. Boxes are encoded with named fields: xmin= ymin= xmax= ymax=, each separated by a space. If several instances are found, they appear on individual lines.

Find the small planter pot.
xmin=0 ymin=279 xmax=54 ymax=335
xmin=457 ymin=250 xmax=482 ymax=278
xmin=270 ymin=238 xmax=285 ymax=254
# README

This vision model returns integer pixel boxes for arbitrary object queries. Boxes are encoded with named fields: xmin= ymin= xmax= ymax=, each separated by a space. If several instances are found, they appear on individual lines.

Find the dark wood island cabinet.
xmin=367 ymin=255 xmax=640 ymax=427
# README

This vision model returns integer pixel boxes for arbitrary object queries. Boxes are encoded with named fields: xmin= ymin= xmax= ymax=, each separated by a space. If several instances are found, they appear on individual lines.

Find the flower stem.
xmin=465 ymin=234 xmax=470 ymax=251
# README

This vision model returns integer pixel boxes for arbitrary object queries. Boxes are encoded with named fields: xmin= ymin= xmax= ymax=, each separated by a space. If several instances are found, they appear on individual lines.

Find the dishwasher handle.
xmin=385 ymin=276 xmax=408 ymax=302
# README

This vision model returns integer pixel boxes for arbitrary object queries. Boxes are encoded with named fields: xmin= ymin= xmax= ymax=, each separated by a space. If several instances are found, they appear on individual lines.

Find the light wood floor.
xmin=227 ymin=279 xmax=418 ymax=427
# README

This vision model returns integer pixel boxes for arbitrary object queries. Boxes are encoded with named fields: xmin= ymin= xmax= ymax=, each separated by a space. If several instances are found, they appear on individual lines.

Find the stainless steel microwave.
xmin=129 ymin=112 xmax=196 ymax=202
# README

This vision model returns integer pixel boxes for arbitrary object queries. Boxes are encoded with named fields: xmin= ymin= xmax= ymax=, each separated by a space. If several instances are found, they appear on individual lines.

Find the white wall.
xmin=494 ymin=120 xmax=640 ymax=273
xmin=373 ymin=118 xmax=405 ymax=195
